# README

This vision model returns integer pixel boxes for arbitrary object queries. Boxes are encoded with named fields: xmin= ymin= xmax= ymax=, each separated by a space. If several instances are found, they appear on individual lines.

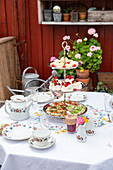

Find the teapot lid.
xmin=10 ymin=95 xmax=25 ymax=103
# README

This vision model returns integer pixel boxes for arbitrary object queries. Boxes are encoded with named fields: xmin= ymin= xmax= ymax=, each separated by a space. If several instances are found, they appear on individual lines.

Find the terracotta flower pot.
xmin=63 ymin=13 xmax=70 ymax=21
xmin=79 ymin=12 xmax=87 ymax=21
xmin=76 ymin=69 xmax=90 ymax=79
xmin=76 ymin=77 xmax=90 ymax=85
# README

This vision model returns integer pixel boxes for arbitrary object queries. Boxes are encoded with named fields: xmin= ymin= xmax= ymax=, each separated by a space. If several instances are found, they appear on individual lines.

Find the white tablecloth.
xmin=0 ymin=92 xmax=113 ymax=170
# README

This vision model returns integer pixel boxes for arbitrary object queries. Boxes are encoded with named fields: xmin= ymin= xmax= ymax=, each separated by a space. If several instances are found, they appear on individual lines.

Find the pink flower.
xmin=77 ymin=117 xmax=84 ymax=125
xmin=63 ymin=36 xmax=67 ymax=40
xmin=90 ymin=45 xmax=96 ymax=51
xmin=77 ymin=39 xmax=82 ymax=43
xmin=75 ymin=53 xmax=81 ymax=59
xmin=96 ymin=47 xmax=100 ymax=50
xmin=87 ymin=52 xmax=92 ymax=57
xmin=79 ymin=61 xmax=83 ymax=64
xmin=67 ymin=36 xmax=70 ymax=40
xmin=88 ymin=28 xmax=96 ymax=35
xmin=93 ymin=33 xmax=98 ymax=38
xmin=63 ymin=35 xmax=70 ymax=40
xmin=50 ymin=56 xmax=56 ymax=62
xmin=66 ymin=45 xmax=70 ymax=51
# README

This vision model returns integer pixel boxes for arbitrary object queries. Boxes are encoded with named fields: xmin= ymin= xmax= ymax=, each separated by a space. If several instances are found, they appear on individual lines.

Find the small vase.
xmin=76 ymin=125 xmax=87 ymax=143
xmin=53 ymin=13 xmax=62 ymax=22
xmin=44 ymin=10 xmax=52 ymax=21
xmin=63 ymin=13 xmax=70 ymax=21
xmin=70 ymin=11 xmax=78 ymax=22
xmin=79 ymin=12 xmax=87 ymax=21
xmin=86 ymin=119 xmax=95 ymax=135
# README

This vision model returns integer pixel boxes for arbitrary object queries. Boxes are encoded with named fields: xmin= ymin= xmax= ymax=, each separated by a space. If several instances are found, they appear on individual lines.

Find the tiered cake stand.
xmin=44 ymin=41 xmax=86 ymax=118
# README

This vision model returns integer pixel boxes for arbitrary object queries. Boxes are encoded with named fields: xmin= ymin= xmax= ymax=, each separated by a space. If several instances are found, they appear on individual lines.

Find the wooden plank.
xmin=99 ymin=26 xmax=105 ymax=72
xmin=0 ymin=37 xmax=21 ymax=100
xmin=0 ymin=0 xmax=7 ymax=37
xmin=92 ymin=0 xmax=106 ymax=9
xmin=102 ymin=26 xmax=112 ymax=72
xmin=97 ymin=72 xmax=113 ymax=90
xmin=29 ymin=0 xmax=43 ymax=79
xmin=79 ymin=0 xmax=92 ymax=9
xmin=105 ymin=0 xmax=113 ymax=72
xmin=40 ymin=0 xmax=78 ymax=1
xmin=26 ymin=0 xmax=32 ymax=68
xmin=42 ymin=25 xmax=54 ymax=80
xmin=5 ymin=0 xmax=13 ymax=35
xmin=54 ymin=25 xmax=66 ymax=58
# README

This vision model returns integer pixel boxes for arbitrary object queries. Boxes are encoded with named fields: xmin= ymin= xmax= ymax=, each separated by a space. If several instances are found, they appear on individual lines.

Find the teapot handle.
xmin=5 ymin=100 xmax=11 ymax=115
xmin=27 ymin=101 xmax=33 ymax=116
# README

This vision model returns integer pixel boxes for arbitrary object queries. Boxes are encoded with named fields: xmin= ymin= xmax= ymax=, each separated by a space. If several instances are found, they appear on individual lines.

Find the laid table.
xmin=0 ymin=92 xmax=113 ymax=170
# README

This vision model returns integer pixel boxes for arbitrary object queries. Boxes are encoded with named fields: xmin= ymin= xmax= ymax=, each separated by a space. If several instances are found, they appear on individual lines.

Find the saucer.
xmin=28 ymin=136 xmax=56 ymax=149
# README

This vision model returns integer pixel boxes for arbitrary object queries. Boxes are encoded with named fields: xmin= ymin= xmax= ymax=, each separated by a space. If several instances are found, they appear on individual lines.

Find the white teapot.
xmin=5 ymin=95 xmax=32 ymax=121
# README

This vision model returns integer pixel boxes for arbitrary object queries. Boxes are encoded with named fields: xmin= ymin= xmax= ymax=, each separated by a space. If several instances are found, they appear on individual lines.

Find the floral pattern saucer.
xmin=2 ymin=123 xmax=37 ymax=140
xmin=28 ymin=136 xmax=56 ymax=149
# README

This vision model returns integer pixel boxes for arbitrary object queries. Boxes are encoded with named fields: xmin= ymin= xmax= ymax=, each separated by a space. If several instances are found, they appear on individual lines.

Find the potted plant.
xmin=53 ymin=5 xmax=62 ymax=22
xmin=77 ymin=3 xmax=87 ymax=21
xmin=63 ymin=7 xmax=71 ymax=21
xmin=57 ymin=28 xmax=102 ymax=81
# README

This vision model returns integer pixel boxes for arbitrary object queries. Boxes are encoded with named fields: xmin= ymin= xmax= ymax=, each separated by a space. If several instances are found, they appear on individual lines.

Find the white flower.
xmin=84 ymin=37 xmax=88 ymax=41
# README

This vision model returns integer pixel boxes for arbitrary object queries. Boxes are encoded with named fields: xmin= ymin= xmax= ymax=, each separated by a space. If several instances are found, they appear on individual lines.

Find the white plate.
xmin=38 ymin=92 xmax=54 ymax=103
xmin=2 ymin=123 xmax=36 ymax=140
xmin=28 ymin=136 xmax=56 ymax=149
xmin=27 ymin=92 xmax=54 ymax=103
xmin=72 ymin=94 xmax=87 ymax=102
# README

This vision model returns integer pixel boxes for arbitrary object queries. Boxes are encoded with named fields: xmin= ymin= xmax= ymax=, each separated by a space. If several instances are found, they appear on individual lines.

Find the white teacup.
xmin=32 ymin=128 xmax=51 ymax=146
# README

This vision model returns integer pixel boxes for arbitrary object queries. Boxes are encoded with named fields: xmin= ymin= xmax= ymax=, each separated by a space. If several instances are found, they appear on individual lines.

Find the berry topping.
xmin=62 ymin=82 xmax=64 ymax=85
xmin=54 ymin=82 xmax=57 ymax=86
xmin=72 ymin=64 xmax=76 ymax=67
xmin=51 ymin=64 xmax=55 ymax=67
xmin=54 ymin=76 xmax=58 ymax=79
xmin=62 ymin=65 xmax=66 ymax=68
xmin=72 ymin=80 xmax=74 ymax=84
xmin=74 ymin=89 xmax=77 ymax=91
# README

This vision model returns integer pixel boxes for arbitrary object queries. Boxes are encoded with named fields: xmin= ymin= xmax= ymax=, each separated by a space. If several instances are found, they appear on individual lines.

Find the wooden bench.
xmin=96 ymin=72 xmax=113 ymax=90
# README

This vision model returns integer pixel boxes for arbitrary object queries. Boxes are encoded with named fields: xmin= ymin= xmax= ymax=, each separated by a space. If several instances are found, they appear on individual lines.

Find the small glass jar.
xmin=64 ymin=115 xmax=77 ymax=133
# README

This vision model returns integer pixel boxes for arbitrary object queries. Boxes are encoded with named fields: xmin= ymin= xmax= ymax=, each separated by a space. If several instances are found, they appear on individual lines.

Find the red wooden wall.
xmin=0 ymin=0 xmax=113 ymax=88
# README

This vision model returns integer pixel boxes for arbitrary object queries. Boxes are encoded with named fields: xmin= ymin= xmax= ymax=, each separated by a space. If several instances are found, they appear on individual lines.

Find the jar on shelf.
xmin=64 ymin=115 xmax=77 ymax=133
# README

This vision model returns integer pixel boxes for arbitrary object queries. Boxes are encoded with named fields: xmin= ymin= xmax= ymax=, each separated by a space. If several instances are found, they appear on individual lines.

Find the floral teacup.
xmin=32 ymin=128 xmax=51 ymax=146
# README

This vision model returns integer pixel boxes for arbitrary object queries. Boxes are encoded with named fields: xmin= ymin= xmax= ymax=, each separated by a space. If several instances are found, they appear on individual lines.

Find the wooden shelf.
xmin=37 ymin=0 xmax=113 ymax=25
xmin=42 ymin=21 xmax=113 ymax=25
